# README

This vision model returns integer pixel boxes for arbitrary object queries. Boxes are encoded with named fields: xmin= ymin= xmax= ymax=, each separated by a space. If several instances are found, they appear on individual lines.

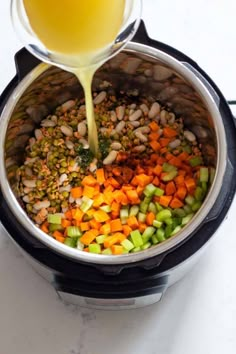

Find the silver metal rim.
xmin=0 ymin=42 xmax=227 ymax=265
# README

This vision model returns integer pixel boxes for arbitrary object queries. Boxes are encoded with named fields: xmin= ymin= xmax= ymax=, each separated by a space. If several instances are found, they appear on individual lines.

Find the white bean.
xmin=116 ymin=106 xmax=125 ymax=120
xmin=41 ymin=119 xmax=56 ymax=127
xmin=59 ymin=185 xmax=71 ymax=193
xmin=79 ymin=138 xmax=89 ymax=149
xmin=77 ymin=122 xmax=87 ymax=136
xmin=65 ymin=140 xmax=74 ymax=149
xmin=135 ymin=131 xmax=148 ymax=143
xmin=35 ymin=129 xmax=43 ymax=140
xmin=168 ymin=112 xmax=176 ymax=124
xmin=23 ymin=187 xmax=32 ymax=194
xmin=132 ymin=145 xmax=146 ymax=153
xmin=22 ymin=180 xmax=36 ymax=188
xmin=60 ymin=125 xmax=73 ymax=137
xmin=61 ymin=100 xmax=75 ymax=112
xmin=169 ymin=139 xmax=181 ymax=149
xmin=160 ymin=110 xmax=168 ymax=125
xmin=33 ymin=200 xmax=50 ymax=211
xmin=59 ymin=173 xmax=68 ymax=185
xmin=129 ymin=103 xmax=136 ymax=109
xmin=23 ymin=196 xmax=30 ymax=203
xmin=51 ymin=115 xmax=58 ymax=123
xmin=111 ymin=142 xmax=122 ymax=150
xmin=184 ymin=130 xmax=196 ymax=142
xmin=103 ymin=150 xmax=118 ymax=165
xmin=115 ymin=121 xmax=125 ymax=133
xmin=93 ymin=91 xmax=107 ymax=104
xmin=153 ymin=65 xmax=173 ymax=81
xmin=110 ymin=110 xmax=117 ymax=122
xmin=144 ymin=69 xmax=153 ymax=77
xmin=134 ymin=126 xmax=150 ymax=134
xmin=69 ymin=195 xmax=75 ymax=204
xmin=130 ymin=121 xmax=140 ymax=128
xmin=148 ymin=102 xmax=160 ymax=118
xmin=129 ymin=109 xmax=142 ymax=121
xmin=140 ymin=103 xmax=149 ymax=114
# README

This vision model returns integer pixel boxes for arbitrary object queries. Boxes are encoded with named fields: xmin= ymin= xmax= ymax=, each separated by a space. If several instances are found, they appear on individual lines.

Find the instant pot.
xmin=0 ymin=21 xmax=236 ymax=309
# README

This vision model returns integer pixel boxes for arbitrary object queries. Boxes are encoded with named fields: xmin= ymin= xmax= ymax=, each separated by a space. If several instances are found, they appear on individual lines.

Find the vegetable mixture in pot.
xmin=17 ymin=91 xmax=214 ymax=255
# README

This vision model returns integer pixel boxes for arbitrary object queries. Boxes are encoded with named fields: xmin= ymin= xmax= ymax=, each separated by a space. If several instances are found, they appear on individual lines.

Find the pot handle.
xmin=14 ymin=48 xmax=40 ymax=81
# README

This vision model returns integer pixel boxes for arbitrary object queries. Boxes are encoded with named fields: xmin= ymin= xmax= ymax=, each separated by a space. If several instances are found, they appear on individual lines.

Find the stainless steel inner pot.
xmin=0 ymin=42 xmax=227 ymax=265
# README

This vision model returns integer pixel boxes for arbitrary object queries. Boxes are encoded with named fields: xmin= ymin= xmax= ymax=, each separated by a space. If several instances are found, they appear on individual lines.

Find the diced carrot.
xmin=146 ymin=212 xmax=155 ymax=226
xmin=136 ymin=165 xmax=145 ymax=174
xmin=93 ymin=193 xmax=105 ymax=207
xmin=165 ymin=181 xmax=176 ymax=196
xmin=41 ymin=221 xmax=49 ymax=233
xmin=159 ymin=195 xmax=172 ymax=207
xmin=110 ymin=218 xmax=123 ymax=232
xmin=111 ymin=245 xmax=124 ymax=255
xmin=165 ymin=152 xmax=174 ymax=161
xmin=163 ymin=127 xmax=178 ymax=138
xmin=84 ymin=247 xmax=89 ymax=252
xmin=82 ymin=185 xmax=95 ymax=199
xmin=157 ymin=156 xmax=166 ymax=165
xmin=103 ymin=190 xmax=114 ymax=204
xmin=135 ymin=174 xmax=151 ymax=187
xmin=96 ymin=168 xmax=106 ymax=184
xmin=185 ymin=178 xmax=196 ymax=192
xmin=107 ymin=177 xmax=120 ymax=188
xmin=100 ymin=223 xmax=111 ymax=235
xmin=169 ymin=157 xmax=182 ymax=168
xmin=159 ymin=182 xmax=166 ymax=190
xmin=122 ymin=185 xmax=134 ymax=192
xmin=111 ymin=211 xmax=119 ymax=219
xmin=160 ymin=147 xmax=168 ymax=154
xmin=113 ymin=190 xmax=128 ymax=205
xmin=149 ymin=121 xmax=159 ymax=131
xmin=111 ymin=201 xmax=121 ymax=213
xmin=178 ymin=169 xmax=187 ymax=176
xmin=123 ymin=225 xmax=132 ymax=236
xmin=136 ymin=185 xmax=144 ymax=196
xmin=139 ymin=223 xmax=147 ymax=233
xmin=64 ymin=210 xmax=73 ymax=220
xmin=170 ymin=197 xmax=184 ymax=209
xmin=70 ymin=187 xmax=82 ymax=199
xmin=149 ymin=132 xmax=160 ymax=141
xmin=178 ymin=151 xmax=189 ymax=161
xmin=153 ymin=164 xmax=162 ymax=176
xmin=81 ymin=175 xmax=97 ymax=186
xmin=150 ymin=140 xmax=161 ymax=152
xmin=104 ymin=185 xmax=114 ymax=192
xmin=80 ymin=229 xmax=99 ymax=245
xmin=150 ymin=153 xmax=159 ymax=162
xmin=159 ymin=138 xmax=171 ymax=147
xmin=71 ymin=208 xmax=84 ymax=222
xmin=53 ymin=231 xmax=64 ymax=243
xmin=104 ymin=234 xmax=125 ymax=248
xmin=174 ymin=175 xmax=185 ymax=185
xmin=86 ymin=208 xmax=96 ymax=217
xmin=131 ymin=176 xmax=138 ymax=186
xmin=93 ymin=184 xmax=100 ymax=196
xmin=89 ymin=219 xmax=101 ymax=230
xmin=126 ymin=189 xmax=140 ymax=204
xmin=127 ymin=215 xmax=139 ymax=229
xmin=80 ymin=222 xmax=90 ymax=232
xmin=93 ymin=210 xmax=110 ymax=223
xmin=176 ymin=186 xmax=187 ymax=200
xmin=152 ymin=176 xmax=160 ymax=186
xmin=61 ymin=219 xmax=71 ymax=228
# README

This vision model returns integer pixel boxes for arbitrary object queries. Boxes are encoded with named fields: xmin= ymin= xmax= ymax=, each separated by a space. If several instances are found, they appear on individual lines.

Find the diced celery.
xmin=130 ymin=230 xmax=143 ymax=247
xmin=140 ymin=200 xmax=149 ymax=213
xmin=122 ymin=249 xmax=129 ymax=254
xmin=67 ymin=226 xmax=82 ymax=238
xmin=89 ymin=244 xmax=101 ymax=254
xmin=164 ymin=218 xmax=173 ymax=226
xmin=47 ymin=213 xmax=62 ymax=224
xmin=156 ymin=209 xmax=172 ymax=222
xmin=182 ymin=213 xmax=194 ymax=225
xmin=191 ymin=201 xmax=202 ymax=212
xmin=161 ymin=170 xmax=178 ymax=182
xmin=144 ymin=183 xmax=157 ymax=197
xmin=64 ymin=237 xmax=77 ymax=248
xmin=151 ymin=235 xmax=159 ymax=245
xmin=138 ymin=212 xmax=146 ymax=223
xmin=173 ymin=208 xmax=186 ymax=218
xmin=120 ymin=207 xmax=129 ymax=224
xmin=155 ymin=202 xmax=163 ymax=212
xmin=142 ymin=226 xmax=156 ymax=240
xmin=102 ymin=248 xmax=112 ymax=255
xmin=185 ymin=194 xmax=195 ymax=206
xmin=144 ymin=196 xmax=152 ymax=204
xmin=121 ymin=239 xmax=134 ymax=251
xmin=131 ymin=246 xmax=141 ymax=253
xmin=183 ymin=204 xmax=192 ymax=214
xmin=154 ymin=187 xmax=165 ymax=197
xmin=165 ymin=224 xmax=173 ymax=238
xmin=201 ymin=181 xmax=208 ymax=194
xmin=171 ymin=225 xmax=182 ymax=235
xmin=49 ymin=223 xmax=63 ymax=232
xmin=153 ymin=220 xmax=162 ymax=228
xmin=129 ymin=205 xmax=139 ymax=217
xmin=148 ymin=202 xmax=157 ymax=214
xmin=141 ymin=242 xmax=152 ymax=250
xmin=80 ymin=196 xmax=94 ymax=212
xmin=99 ymin=205 xmax=111 ymax=213
xmin=189 ymin=156 xmax=203 ymax=167
xmin=96 ymin=235 xmax=107 ymax=244
xmin=200 ymin=167 xmax=209 ymax=182
xmin=162 ymin=162 xmax=177 ymax=172
xmin=77 ymin=240 xmax=84 ymax=250
xmin=194 ymin=186 xmax=204 ymax=201
xmin=156 ymin=228 xmax=166 ymax=242
xmin=182 ymin=145 xmax=192 ymax=154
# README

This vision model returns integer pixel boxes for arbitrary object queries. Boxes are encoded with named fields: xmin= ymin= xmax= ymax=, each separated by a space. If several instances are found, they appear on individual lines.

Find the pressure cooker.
xmin=0 ymin=21 xmax=236 ymax=309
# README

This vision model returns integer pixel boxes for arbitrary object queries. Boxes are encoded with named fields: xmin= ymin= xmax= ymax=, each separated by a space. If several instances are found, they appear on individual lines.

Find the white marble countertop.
xmin=1 ymin=1 xmax=236 ymax=354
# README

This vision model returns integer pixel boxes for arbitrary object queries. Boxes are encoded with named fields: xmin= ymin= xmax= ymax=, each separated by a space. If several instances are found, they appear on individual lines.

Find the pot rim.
xmin=0 ymin=42 xmax=227 ymax=265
